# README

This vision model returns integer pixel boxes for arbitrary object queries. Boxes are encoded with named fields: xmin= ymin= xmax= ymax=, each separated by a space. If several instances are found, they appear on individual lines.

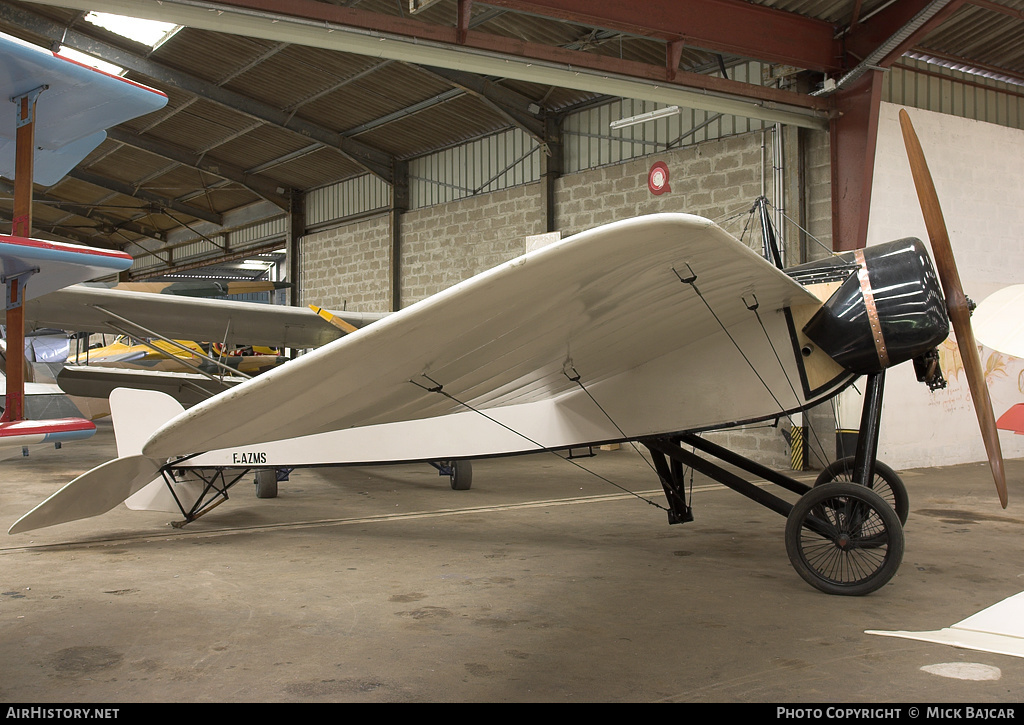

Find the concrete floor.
xmin=1 ymin=420 xmax=1022 ymax=703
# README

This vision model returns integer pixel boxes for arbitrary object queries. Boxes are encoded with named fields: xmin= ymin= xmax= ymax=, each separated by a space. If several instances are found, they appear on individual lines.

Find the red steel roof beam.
xmin=194 ymin=0 xmax=833 ymax=114
xmin=482 ymin=0 xmax=843 ymax=73
xmin=207 ymin=0 xmax=840 ymax=72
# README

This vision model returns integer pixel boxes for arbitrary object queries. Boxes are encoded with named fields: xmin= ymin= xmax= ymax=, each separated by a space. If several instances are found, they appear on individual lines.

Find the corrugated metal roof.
xmin=0 ymin=0 xmax=1018 ymax=276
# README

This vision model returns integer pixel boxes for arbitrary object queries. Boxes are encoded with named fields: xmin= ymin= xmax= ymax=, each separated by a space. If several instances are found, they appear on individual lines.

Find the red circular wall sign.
xmin=648 ymin=162 xmax=671 ymax=195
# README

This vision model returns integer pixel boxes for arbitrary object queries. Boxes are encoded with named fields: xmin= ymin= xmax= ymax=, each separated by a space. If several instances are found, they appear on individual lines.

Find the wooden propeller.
xmin=899 ymin=109 xmax=1008 ymax=508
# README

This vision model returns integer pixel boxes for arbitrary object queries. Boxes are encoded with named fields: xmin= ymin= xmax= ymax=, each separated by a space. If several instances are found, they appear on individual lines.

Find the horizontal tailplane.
xmin=9 ymin=455 xmax=163 ymax=533
xmin=8 ymin=388 xmax=188 ymax=534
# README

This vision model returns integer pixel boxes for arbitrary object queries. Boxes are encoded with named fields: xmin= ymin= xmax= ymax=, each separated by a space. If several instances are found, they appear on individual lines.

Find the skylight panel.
xmin=84 ymin=11 xmax=182 ymax=50
xmin=55 ymin=12 xmax=183 ymax=78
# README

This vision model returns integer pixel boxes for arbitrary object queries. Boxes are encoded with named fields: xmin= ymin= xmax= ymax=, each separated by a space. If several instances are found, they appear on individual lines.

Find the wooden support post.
xmin=3 ymin=86 xmax=45 ymax=423
xmin=2 ymin=280 xmax=25 ymax=422
xmin=11 ymin=90 xmax=40 ymax=237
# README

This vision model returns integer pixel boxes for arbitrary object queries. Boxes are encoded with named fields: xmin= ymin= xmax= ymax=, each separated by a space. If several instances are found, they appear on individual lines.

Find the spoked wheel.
xmin=785 ymin=482 xmax=904 ymax=596
xmin=815 ymin=457 xmax=909 ymax=525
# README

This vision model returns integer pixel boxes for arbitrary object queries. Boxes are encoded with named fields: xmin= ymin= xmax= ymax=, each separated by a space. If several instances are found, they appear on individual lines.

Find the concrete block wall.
xmin=555 ymin=132 xmax=768 ymax=238
xmin=299 ymin=214 xmax=391 ymax=313
xmin=802 ymin=127 xmax=835 ymax=258
xmin=300 ymin=131 xmax=778 ymax=314
xmin=400 ymin=184 xmax=545 ymax=306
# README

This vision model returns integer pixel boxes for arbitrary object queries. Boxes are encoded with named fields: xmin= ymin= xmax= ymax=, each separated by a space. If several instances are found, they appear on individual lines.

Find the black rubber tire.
xmin=449 ymin=460 xmax=473 ymax=490
xmin=814 ymin=457 xmax=909 ymax=525
xmin=254 ymin=469 xmax=278 ymax=499
xmin=786 ymin=481 xmax=904 ymax=596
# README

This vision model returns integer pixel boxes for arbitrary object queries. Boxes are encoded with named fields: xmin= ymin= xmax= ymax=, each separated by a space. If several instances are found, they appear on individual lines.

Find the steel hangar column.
xmin=287 ymin=188 xmax=304 ymax=310
xmin=830 ymin=70 xmax=885 ymax=253
xmin=391 ymin=161 xmax=410 ymax=312
xmin=541 ymin=116 xmax=563 ymax=234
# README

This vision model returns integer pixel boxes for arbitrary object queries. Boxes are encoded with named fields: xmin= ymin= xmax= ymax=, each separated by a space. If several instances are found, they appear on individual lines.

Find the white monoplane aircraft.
xmin=10 ymin=111 xmax=1013 ymax=597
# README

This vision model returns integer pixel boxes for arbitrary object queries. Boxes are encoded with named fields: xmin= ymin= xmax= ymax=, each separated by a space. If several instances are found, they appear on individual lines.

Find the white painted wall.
xmin=867 ymin=102 xmax=1024 ymax=471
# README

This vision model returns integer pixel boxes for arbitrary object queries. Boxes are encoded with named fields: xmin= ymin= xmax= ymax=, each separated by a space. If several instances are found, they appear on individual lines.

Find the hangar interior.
xmin=1 ymin=0 xmax=1024 ymax=704
xmin=3 ymin=0 xmax=1022 ymax=470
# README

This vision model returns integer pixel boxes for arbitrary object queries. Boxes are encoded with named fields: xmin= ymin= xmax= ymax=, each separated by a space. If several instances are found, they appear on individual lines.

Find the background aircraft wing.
xmin=0 ymin=235 xmax=132 ymax=300
xmin=143 ymin=213 xmax=824 ymax=459
xmin=8 ymin=285 xmax=385 ymax=350
xmin=85 ymin=279 xmax=292 ymax=298
xmin=57 ymin=365 xmax=245 ymax=408
xmin=1 ymin=237 xmax=132 ymax=450
xmin=0 ymin=32 xmax=167 ymax=185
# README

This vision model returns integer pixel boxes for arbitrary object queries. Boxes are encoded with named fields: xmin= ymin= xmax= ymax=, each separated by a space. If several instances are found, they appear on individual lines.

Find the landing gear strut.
xmin=163 ymin=466 xmax=250 ymax=528
xmin=429 ymin=460 xmax=473 ymax=490
xmin=641 ymin=371 xmax=907 ymax=595
xmin=814 ymin=457 xmax=909 ymax=525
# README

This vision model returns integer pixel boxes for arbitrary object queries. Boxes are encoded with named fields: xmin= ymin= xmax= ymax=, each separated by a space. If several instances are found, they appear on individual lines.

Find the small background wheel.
xmin=255 ymin=469 xmax=278 ymax=499
xmin=814 ymin=456 xmax=909 ymax=525
xmin=450 ymin=460 xmax=473 ymax=490
xmin=785 ymin=481 xmax=904 ymax=596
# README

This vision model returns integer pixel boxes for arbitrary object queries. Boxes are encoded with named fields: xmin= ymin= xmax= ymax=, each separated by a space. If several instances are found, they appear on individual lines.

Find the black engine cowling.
xmin=792 ymin=238 xmax=949 ymax=374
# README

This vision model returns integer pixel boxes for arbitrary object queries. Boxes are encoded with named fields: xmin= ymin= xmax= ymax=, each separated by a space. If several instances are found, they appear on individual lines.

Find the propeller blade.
xmin=899 ymin=109 xmax=1008 ymax=508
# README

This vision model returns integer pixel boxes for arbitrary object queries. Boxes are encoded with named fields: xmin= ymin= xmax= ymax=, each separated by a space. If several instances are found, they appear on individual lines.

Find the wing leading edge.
xmin=143 ymin=214 xmax=828 ymax=460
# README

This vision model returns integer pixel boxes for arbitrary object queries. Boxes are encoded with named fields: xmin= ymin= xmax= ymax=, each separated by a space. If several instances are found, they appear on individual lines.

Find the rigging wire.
xmin=408 ymin=374 xmax=670 ymax=513
xmin=406 ymin=201 xmax=855 ymax=514
xmin=747 ymin=301 xmax=832 ymax=470
xmin=674 ymin=225 xmax=850 ymax=477
xmin=673 ymin=265 xmax=795 ymax=421
xmin=763 ymin=197 xmax=839 ymax=259
xmin=563 ymin=365 xmax=661 ymax=479
xmin=752 ymin=198 xmax=856 ymax=462
xmin=564 ymin=366 xmax=704 ymax=512
xmin=561 ymin=366 xmax=705 ymax=515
